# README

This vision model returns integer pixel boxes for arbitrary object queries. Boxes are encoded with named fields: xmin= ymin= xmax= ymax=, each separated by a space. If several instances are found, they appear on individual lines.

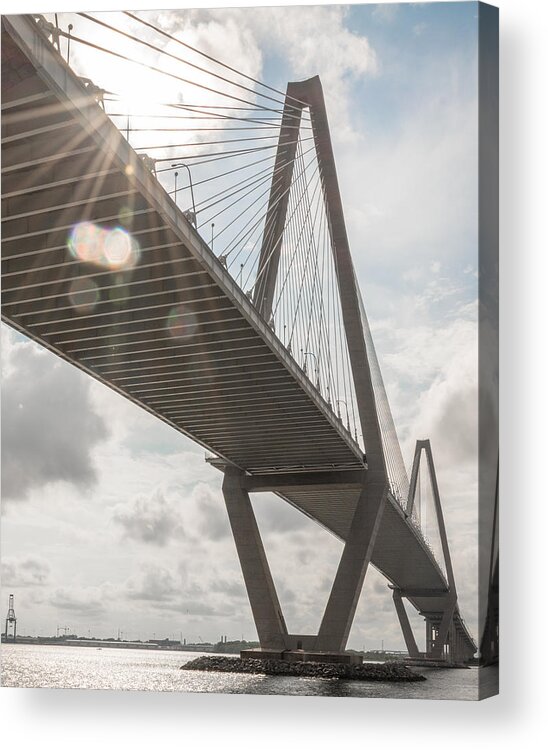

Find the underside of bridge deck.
xmin=2 ymin=17 xmax=364 ymax=477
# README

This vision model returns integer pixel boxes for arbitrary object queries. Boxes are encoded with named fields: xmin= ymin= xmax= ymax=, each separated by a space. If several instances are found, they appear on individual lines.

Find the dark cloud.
xmin=113 ymin=490 xmax=185 ymax=546
xmin=1 ymin=556 xmax=50 ymax=586
xmin=1 ymin=334 xmax=108 ymax=501
xmin=50 ymin=587 xmax=107 ymax=617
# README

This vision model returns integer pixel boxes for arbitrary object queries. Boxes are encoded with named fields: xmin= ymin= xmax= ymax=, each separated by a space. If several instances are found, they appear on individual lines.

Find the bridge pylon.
xmin=221 ymin=75 xmax=390 ymax=663
xmin=393 ymin=440 xmax=476 ymax=664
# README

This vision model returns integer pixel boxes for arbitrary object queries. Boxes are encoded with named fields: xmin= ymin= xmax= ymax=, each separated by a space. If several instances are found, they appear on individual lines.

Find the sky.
xmin=1 ymin=2 xmax=480 ymax=651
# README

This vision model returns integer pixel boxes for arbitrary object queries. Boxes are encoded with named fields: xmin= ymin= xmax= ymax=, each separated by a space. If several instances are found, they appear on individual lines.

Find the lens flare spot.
xmin=68 ymin=222 xmax=103 ymax=264
xmin=166 ymin=305 xmax=199 ymax=341
xmin=103 ymin=228 xmax=133 ymax=268
xmin=67 ymin=222 xmax=140 ymax=270
xmin=68 ymin=277 xmax=99 ymax=314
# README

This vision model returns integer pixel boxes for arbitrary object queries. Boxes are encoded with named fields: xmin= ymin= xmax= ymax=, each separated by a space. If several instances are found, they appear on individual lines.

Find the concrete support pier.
xmin=222 ymin=466 xmax=288 ymax=650
xmin=315 ymin=481 xmax=387 ymax=652
xmin=392 ymin=589 xmax=419 ymax=658
xmin=221 ymin=463 xmax=387 ymax=663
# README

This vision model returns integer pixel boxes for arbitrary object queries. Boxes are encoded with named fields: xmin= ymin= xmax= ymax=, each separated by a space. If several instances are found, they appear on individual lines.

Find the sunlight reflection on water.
xmin=1 ymin=644 xmax=486 ymax=700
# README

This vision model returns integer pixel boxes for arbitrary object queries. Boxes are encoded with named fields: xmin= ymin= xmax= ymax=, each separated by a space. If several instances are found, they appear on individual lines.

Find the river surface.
xmin=1 ymin=643 xmax=494 ymax=700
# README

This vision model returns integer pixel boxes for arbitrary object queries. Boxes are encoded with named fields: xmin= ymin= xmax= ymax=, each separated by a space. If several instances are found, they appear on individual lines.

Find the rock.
xmin=180 ymin=655 xmax=426 ymax=682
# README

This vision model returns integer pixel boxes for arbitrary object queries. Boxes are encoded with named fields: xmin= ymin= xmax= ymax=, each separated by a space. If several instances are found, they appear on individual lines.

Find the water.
xmin=1 ymin=643 xmax=491 ymax=700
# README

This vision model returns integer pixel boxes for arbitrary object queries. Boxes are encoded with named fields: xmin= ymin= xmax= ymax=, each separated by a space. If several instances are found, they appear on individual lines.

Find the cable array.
xmin=42 ymin=10 xmax=405 ymax=460
xmin=408 ymin=460 xmax=446 ymax=574
xmin=357 ymin=290 xmax=410 ymax=502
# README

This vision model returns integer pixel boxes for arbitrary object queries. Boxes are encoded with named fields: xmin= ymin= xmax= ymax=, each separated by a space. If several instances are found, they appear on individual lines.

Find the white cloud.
xmin=194 ymin=482 xmax=231 ymax=541
xmin=343 ymin=92 xmax=477 ymax=284
xmin=153 ymin=5 xmax=378 ymax=143
xmin=112 ymin=489 xmax=186 ymax=546
xmin=126 ymin=563 xmax=179 ymax=602
xmin=1 ymin=329 xmax=109 ymax=501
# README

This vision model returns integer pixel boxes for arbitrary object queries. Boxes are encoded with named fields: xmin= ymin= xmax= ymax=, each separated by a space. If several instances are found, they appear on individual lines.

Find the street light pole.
xmin=171 ymin=162 xmax=197 ymax=227
xmin=303 ymin=351 xmax=320 ymax=390
xmin=336 ymin=399 xmax=351 ymax=432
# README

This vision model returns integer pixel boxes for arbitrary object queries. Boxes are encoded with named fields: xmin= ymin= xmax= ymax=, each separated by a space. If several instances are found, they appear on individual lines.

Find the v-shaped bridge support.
xmin=221 ymin=464 xmax=387 ymax=656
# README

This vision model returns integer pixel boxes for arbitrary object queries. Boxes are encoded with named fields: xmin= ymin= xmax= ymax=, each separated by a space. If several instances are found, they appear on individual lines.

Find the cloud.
xmin=125 ymin=563 xmax=231 ymax=617
xmin=251 ymin=5 xmax=378 ymax=141
xmin=112 ymin=489 xmax=185 ymax=546
xmin=386 ymin=311 xmax=479 ymax=470
xmin=1 ymin=556 xmax=50 ymax=587
xmin=1 ymin=329 xmax=109 ymax=501
xmin=49 ymin=586 xmax=110 ymax=617
xmin=209 ymin=577 xmax=247 ymax=599
xmin=149 ymin=5 xmax=377 ymax=144
xmin=194 ymin=483 xmax=231 ymax=541
xmin=163 ymin=599 xmax=223 ymax=617
xmin=126 ymin=563 xmax=179 ymax=602
xmin=344 ymin=92 xmax=477 ymax=282
xmin=252 ymin=493 xmax=315 ymax=535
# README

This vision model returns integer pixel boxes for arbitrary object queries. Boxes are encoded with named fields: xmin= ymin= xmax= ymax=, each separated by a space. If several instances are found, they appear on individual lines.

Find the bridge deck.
xmin=1 ymin=16 xmax=475 ymax=653
xmin=1 ymin=17 xmax=363 ymax=475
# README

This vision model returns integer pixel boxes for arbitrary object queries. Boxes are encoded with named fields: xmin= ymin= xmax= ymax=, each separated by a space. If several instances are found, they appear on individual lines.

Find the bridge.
xmin=1 ymin=14 xmax=476 ymax=663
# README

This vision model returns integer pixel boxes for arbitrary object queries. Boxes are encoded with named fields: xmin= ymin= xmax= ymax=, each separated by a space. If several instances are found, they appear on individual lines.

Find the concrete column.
xmin=456 ymin=633 xmax=463 ymax=663
xmin=392 ymin=589 xmax=419 ymax=657
xmin=253 ymin=85 xmax=304 ymax=318
xmin=431 ymin=597 xmax=457 ymax=660
xmin=222 ymin=466 xmax=288 ymax=649
xmin=315 ymin=481 xmax=387 ymax=652
xmin=449 ymin=623 xmax=457 ymax=663
xmin=426 ymin=619 xmax=436 ymax=654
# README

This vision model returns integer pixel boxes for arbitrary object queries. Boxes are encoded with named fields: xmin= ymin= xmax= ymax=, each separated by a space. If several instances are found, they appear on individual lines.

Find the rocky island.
xmin=181 ymin=655 xmax=426 ymax=682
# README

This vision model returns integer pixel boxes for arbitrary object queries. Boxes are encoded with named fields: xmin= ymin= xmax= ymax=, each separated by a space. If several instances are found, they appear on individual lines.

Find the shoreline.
xmin=181 ymin=655 xmax=426 ymax=682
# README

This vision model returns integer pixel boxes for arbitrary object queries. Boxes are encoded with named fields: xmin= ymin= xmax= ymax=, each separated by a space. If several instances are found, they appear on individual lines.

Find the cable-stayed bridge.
xmin=1 ymin=13 xmax=476 ymax=663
